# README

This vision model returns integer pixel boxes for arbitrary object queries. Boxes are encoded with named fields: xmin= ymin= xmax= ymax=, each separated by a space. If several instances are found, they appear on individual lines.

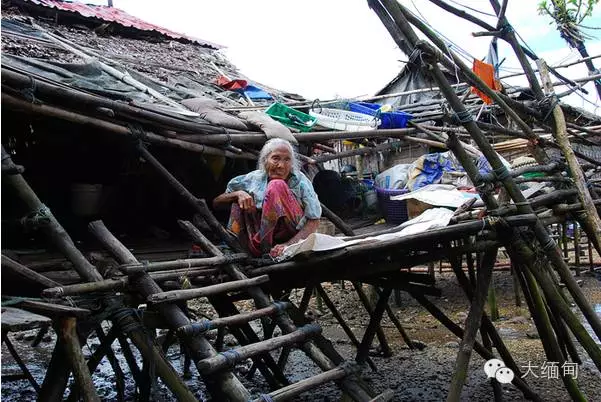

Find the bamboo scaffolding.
xmin=88 ymin=220 xmax=251 ymax=401
xmin=178 ymin=220 xmax=374 ymax=401
xmin=370 ymin=2 xmax=601 ymax=400
xmin=375 ymin=0 xmax=601 ymax=345
xmin=537 ymin=59 xmax=601 ymax=252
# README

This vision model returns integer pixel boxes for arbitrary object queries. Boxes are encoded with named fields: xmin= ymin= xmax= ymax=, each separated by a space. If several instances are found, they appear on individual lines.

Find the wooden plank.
xmin=1 ymin=307 xmax=51 ymax=332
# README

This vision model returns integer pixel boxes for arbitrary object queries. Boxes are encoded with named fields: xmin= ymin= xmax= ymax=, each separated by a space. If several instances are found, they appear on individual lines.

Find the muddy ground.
xmin=2 ymin=270 xmax=601 ymax=401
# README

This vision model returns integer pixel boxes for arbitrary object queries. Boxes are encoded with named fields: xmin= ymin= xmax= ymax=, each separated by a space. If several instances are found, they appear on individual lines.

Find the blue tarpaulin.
xmin=235 ymin=85 xmax=272 ymax=100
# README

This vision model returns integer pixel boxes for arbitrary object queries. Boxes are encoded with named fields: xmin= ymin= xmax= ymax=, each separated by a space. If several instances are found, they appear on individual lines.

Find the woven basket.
xmin=375 ymin=187 xmax=409 ymax=224
xmin=309 ymin=108 xmax=379 ymax=131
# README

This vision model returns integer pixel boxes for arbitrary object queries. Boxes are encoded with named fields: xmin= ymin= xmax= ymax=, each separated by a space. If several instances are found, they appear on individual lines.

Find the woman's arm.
xmin=213 ymin=191 xmax=255 ymax=210
xmin=270 ymin=218 xmax=320 ymax=257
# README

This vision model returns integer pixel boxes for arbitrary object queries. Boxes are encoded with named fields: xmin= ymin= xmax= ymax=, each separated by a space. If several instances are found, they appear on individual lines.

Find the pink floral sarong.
xmin=229 ymin=179 xmax=304 ymax=256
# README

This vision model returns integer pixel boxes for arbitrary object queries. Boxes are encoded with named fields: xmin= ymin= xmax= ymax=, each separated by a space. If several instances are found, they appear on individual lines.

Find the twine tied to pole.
xmin=20 ymin=204 xmax=51 ymax=228
xmin=220 ymin=349 xmax=242 ymax=367
xmin=19 ymin=75 xmax=40 ymax=104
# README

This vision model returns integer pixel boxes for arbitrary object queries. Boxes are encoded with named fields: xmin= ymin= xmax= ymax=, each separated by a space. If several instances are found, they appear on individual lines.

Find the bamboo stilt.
xmin=315 ymin=284 xmax=378 ymax=372
xmin=37 ymin=337 xmax=72 ymax=402
xmin=447 ymin=248 xmax=497 ymax=402
xmin=512 ymin=263 xmax=586 ymax=400
xmin=59 ymin=317 xmax=100 ymax=402
xmin=89 ymin=220 xmax=250 ymax=402
xmin=409 ymin=291 xmax=541 ymax=402
xmin=352 ymin=282 xmax=393 ymax=357
xmin=355 ymin=288 xmax=392 ymax=365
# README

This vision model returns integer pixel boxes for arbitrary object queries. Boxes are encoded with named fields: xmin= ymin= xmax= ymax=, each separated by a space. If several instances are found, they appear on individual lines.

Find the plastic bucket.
xmin=71 ymin=183 xmax=103 ymax=216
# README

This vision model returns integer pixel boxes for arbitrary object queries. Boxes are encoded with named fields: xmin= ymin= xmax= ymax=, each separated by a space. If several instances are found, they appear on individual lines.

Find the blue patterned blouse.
xmin=225 ymin=170 xmax=322 ymax=228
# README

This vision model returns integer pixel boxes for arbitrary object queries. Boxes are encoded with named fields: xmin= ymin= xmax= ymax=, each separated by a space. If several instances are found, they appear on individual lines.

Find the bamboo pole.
xmin=252 ymin=366 xmax=350 ymax=402
xmin=1 ymin=95 xmax=255 ymax=159
xmin=197 ymin=325 xmax=321 ymax=375
xmin=1 ymin=255 xmax=60 ymax=288
xmin=137 ymin=143 xmax=242 ymax=252
xmin=537 ymin=59 xmax=601 ymax=252
xmin=355 ymin=288 xmax=393 ymax=365
xmin=447 ymin=248 xmax=497 ymax=401
xmin=119 ymin=253 xmax=248 ymax=274
xmin=178 ymin=302 xmax=291 ymax=336
xmin=148 ymin=275 xmax=270 ymax=304
xmin=312 ymin=141 xmax=402 ymax=164
xmin=59 ymin=317 xmax=101 ymax=402
xmin=352 ymin=283 xmax=393 ymax=358
xmin=315 ymin=284 xmax=378 ymax=372
xmin=43 ymin=268 xmax=217 ymax=297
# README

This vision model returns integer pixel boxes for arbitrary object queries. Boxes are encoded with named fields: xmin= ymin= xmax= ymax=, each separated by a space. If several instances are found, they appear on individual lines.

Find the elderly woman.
xmin=213 ymin=138 xmax=322 ymax=257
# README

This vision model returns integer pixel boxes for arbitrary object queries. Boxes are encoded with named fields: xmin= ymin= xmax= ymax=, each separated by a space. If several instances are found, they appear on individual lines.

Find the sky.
xmin=83 ymin=0 xmax=600 ymax=112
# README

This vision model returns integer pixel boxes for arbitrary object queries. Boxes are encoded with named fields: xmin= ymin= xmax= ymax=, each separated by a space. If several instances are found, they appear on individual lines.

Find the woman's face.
xmin=266 ymin=146 xmax=293 ymax=180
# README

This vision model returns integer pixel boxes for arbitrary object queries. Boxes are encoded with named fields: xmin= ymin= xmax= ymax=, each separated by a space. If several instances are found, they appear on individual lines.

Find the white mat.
xmin=277 ymin=208 xmax=455 ymax=261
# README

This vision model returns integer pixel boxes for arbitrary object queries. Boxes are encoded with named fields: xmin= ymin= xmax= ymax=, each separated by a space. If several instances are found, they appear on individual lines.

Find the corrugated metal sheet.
xmin=21 ymin=0 xmax=223 ymax=49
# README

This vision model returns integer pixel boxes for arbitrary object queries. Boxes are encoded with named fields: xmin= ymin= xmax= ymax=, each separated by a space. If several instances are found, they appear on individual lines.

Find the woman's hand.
xmin=236 ymin=191 xmax=255 ymax=211
xmin=269 ymin=244 xmax=287 ymax=258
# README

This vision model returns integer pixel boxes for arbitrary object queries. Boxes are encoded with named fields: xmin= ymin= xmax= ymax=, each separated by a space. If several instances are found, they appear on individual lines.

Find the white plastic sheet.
xmin=276 ymin=208 xmax=455 ymax=261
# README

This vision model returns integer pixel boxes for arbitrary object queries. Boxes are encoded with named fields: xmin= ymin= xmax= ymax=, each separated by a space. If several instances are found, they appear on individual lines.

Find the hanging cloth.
xmin=471 ymin=59 xmax=500 ymax=104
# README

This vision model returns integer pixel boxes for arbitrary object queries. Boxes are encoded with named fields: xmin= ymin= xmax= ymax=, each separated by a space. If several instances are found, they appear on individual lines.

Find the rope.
xmin=220 ymin=349 xmax=242 ymax=367
xmin=499 ymin=23 xmax=514 ymax=38
xmin=542 ymin=238 xmax=556 ymax=251
xmin=540 ymin=96 xmax=560 ymax=122
xmin=493 ymin=166 xmax=511 ymax=181
xmin=20 ymin=75 xmax=40 ymax=104
xmin=111 ymin=308 xmax=144 ymax=334
xmin=180 ymin=320 xmax=213 ymax=336
xmin=299 ymin=324 xmax=321 ymax=335
xmin=20 ymin=204 xmax=51 ymax=228
xmin=272 ymin=301 xmax=288 ymax=315
xmin=128 ymin=124 xmax=148 ymax=143
xmin=451 ymin=110 xmax=473 ymax=124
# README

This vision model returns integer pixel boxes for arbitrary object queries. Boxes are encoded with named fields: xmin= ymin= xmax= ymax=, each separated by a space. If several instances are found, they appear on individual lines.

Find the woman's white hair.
xmin=257 ymin=138 xmax=301 ymax=174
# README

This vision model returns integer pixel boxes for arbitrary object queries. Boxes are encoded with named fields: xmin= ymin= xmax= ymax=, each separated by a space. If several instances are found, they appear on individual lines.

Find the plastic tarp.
xmin=375 ymin=164 xmax=411 ymax=190
xmin=405 ymin=151 xmax=494 ymax=191
xmin=235 ymin=85 xmax=272 ymax=100
xmin=390 ymin=184 xmax=480 ymax=208
xmin=276 ymin=208 xmax=455 ymax=261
